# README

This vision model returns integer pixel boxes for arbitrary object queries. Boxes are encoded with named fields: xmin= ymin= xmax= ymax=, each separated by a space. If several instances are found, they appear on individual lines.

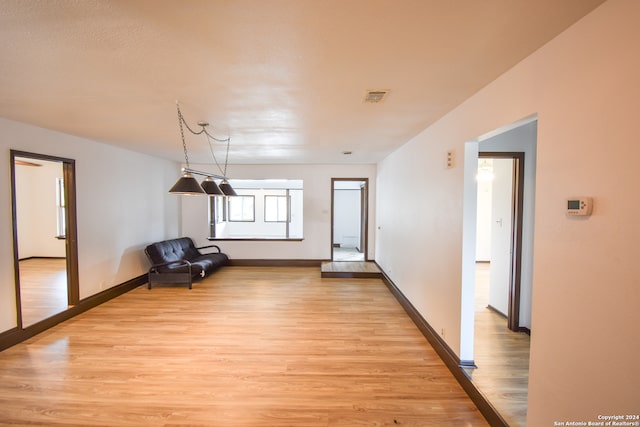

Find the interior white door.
xmin=488 ymin=158 xmax=514 ymax=316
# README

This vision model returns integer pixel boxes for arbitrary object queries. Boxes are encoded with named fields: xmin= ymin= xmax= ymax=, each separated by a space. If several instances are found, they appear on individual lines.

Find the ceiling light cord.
xmin=176 ymin=103 xmax=230 ymax=143
xmin=169 ymin=103 xmax=237 ymax=196
xmin=176 ymin=103 xmax=191 ymax=169
xmin=176 ymin=101 xmax=231 ymax=177
xmin=223 ymin=132 xmax=230 ymax=177
xmin=205 ymin=132 xmax=227 ymax=178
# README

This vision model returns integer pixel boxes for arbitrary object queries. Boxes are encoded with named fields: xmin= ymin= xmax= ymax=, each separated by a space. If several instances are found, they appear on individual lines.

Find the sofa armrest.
xmin=196 ymin=244 xmax=222 ymax=253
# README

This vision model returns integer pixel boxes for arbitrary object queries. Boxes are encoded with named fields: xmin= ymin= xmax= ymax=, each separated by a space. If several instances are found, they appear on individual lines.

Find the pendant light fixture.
xmin=218 ymin=179 xmax=238 ymax=196
xmin=200 ymin=176 xmax=223 ymax=195
xmin=169 ymin=102 xmax=237 ymax=196
xmin=168 ymin=106 xmax=205 ymax=195
xmin=168 ymin=172 xmax=206 ymax=195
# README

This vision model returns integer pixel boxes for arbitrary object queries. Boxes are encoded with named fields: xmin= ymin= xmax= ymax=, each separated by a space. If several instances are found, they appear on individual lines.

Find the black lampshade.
xmin=201 ymin=176 xmax=223 ymax=195
xmin=219 ymin=180 xmax=237 ymax=196
xmin=169 ymin=173 xmax=206 ymax=195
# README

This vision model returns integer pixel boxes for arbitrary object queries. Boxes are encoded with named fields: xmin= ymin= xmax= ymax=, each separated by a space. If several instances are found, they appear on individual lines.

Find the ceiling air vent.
xmin=364 ymin=90 xmax=389 ymax=103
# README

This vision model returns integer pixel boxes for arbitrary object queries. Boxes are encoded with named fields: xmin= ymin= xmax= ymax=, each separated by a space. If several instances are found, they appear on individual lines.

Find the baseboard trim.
xmin=486 ymin=305 xmax=531 ymax=335
xmin=0 ymin=327 xmax=20 ymax=348
xmin=0 ymin=274 xmax=146 ymax=352
xmin=229 ymin=259 xmax=323 ymax=267
xmin=376 ymin=264 xmax=509 ymax=427
xmin=487 ymin=304 xmax=507 ymax=318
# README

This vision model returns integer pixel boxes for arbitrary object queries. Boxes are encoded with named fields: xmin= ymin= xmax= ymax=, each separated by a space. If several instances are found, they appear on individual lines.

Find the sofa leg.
xmin=146 ymin=271 xmax=193 ymax=289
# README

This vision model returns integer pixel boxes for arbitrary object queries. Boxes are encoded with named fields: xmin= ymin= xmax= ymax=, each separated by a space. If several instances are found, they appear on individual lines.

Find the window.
xmin=55 ymin=177 xmax=66 ymax=238
xmin=228 ymin=195 xmax=255 ymax=222
xmin=264 ymin=195 xmax=289 ymax=222
xmin=208 ymin=179 xmax=303 ymax=240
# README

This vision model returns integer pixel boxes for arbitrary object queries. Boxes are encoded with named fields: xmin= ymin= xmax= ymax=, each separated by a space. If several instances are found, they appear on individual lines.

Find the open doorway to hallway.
xmin=460 ymin=118 xmax=537 ymax=427
xmin=471 ymin=154 xmax=531 ymax=426
xmin=478 ymin=154 xmax=526 ymax=331
xmin=11 ymin=150 xmax=79 ymax=329
xmin=331 ymin=178 xmax=368 ymax=262
xmin=322 ymin=178 xmax=379 ymax=278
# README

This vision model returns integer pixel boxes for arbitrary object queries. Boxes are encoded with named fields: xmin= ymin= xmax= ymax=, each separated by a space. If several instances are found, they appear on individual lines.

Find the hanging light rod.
xmin=168 ymin=102 xmax=237 ymax=196
xmin=182 ymin=167 xmax=228 ymax=181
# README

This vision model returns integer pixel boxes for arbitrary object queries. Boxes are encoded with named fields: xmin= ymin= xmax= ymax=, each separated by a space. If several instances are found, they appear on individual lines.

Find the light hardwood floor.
xmin=320 ymin=261 xmax=381 ymax=274
xmin=0 ymin=266 xmax=487 ymax=427
xmin=18 ymin=258 xmax=68 ymax=327
xmin=467 ymin=262 xmax=530 ymax=426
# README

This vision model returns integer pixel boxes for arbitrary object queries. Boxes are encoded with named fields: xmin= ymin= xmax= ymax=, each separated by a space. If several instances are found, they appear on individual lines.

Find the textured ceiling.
xmin=0 ymin=0 xmax=605 ymax=164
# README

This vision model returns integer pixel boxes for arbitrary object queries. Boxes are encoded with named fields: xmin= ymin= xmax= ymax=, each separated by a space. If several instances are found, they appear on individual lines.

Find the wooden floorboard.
xmin=466 ymin=262 xmax=530 ymax=426
xmin=18 ymin=258 xmax=68 ymax=327
xmin=0 ymin=266 xmax=487 ymax=427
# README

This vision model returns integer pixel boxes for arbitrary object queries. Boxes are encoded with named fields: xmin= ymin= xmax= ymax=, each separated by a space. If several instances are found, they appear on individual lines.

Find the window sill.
xmin=207 ymin=237 xmax=304 ymax=242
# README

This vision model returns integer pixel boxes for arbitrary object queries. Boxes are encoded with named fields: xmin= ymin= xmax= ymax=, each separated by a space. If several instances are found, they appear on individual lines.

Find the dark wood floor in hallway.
xmin=0 ymin=266 xmax=487 ymax=427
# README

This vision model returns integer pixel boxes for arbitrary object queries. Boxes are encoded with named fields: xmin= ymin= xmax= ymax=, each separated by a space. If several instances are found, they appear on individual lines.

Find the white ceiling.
xmin=0 ymin=0 xmax=605 ymax=165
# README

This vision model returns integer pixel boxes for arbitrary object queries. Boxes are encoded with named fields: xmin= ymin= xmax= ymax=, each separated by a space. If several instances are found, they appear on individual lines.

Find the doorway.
xmin=478 ymin=153 xmax=525 ymax=332
xmin=10 ymin=150 xmax=79 ymax=328
xmin=331 ymin=178 xmax=368 ymax=262
xmin=460 ymin=118 xmax=536 ymax=426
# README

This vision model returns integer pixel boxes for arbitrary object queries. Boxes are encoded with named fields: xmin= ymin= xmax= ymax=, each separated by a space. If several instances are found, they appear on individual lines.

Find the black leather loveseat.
xmin=144 ymin=237 xmax=229 ymax=289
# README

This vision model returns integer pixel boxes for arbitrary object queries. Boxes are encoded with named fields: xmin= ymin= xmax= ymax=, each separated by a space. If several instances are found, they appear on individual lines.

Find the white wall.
xmin=180 ymin=163 xmax=376 ymax=260
xmin=0 ymin=118 xmax=180 ymax=331
xmin=375 ymin=0 xmax=639 ymax=423
xmin=333 ymin=189 xmax=361 ymax=248
xmin=475 ymin=169 xmax=492 ymax=261
xmin=15 ymin=160 xmax=66 ymax=259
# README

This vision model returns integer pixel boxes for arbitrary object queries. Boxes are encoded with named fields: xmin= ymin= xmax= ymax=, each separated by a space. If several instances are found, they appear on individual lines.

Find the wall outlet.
xmin=440 ymin=328 xmax=446 ymax=338
xmin=446 ymin=150 xmax=455 ymax=168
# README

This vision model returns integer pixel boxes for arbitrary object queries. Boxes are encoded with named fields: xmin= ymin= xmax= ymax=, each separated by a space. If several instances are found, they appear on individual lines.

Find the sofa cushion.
xmin=145 ymin=237 xmax=200 ymax=266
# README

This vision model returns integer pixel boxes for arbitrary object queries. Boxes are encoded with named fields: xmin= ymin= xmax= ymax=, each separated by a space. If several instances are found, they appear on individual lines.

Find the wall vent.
xmin=364 ymin=90 xmax=389 ymax=103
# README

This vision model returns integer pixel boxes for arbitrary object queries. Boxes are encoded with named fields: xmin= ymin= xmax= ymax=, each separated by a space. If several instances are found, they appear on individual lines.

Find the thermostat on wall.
xmin=566 ymin=197 xmax=593 ymax=216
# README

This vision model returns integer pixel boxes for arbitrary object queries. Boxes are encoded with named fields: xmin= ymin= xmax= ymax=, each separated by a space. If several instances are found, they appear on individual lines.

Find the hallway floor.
xmin=464 ymin=262 xmax=530 ymax=426
xmin=332 ymin=246 xmax=364 ymax=262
